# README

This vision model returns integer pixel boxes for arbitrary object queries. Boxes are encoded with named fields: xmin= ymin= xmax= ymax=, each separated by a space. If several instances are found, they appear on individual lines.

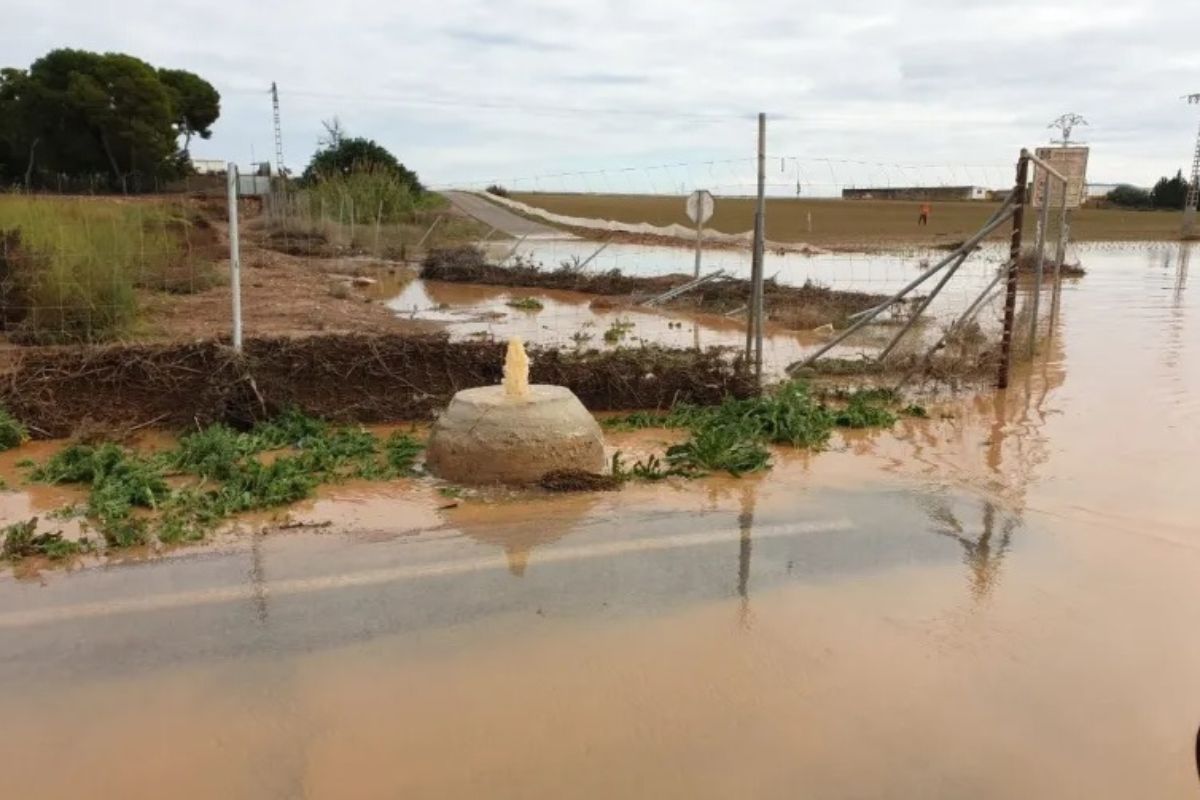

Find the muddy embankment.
xmin=0 ymin=333 xmax=755 ymax=438
xmin=421 ymin=247 xmax=895 ymax=330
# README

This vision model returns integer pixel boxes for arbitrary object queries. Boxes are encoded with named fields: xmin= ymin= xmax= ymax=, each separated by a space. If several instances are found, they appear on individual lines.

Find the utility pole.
xmin=1183 ymin=94 xmax=1200 ymax=238
xmin=1048 ymin=113 xmax=1088 ymax=146
xmin=271 ymin=82 xmax=286 ymax=180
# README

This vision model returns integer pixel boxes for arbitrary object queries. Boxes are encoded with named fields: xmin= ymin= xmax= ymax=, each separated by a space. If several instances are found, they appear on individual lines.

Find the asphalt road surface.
xmin=443 ymin=190 xmax=570 ymax=239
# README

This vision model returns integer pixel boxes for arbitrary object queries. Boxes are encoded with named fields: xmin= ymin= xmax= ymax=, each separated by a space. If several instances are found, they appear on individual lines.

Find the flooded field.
xmin=0 ymin=243 xmax=1196 ymax=798
xmin=387 ymin=239 xmax=1017 ymax=370
xmin=387 ymin=239 xmax=1115 ymax=372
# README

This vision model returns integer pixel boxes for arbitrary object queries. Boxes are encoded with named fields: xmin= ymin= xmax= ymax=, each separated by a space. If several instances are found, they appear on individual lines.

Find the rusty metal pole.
xmin=996 ymin=151 xmax=1029 ymax=390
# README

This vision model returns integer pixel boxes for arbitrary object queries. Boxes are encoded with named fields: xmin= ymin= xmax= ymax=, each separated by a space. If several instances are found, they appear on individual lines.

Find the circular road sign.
xmin=686 ymin=190 xmax=715 ymax=225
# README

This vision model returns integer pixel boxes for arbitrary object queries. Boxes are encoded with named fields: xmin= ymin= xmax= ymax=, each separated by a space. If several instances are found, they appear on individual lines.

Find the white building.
xmin=191 ymin=159 xmax=227 ymax=175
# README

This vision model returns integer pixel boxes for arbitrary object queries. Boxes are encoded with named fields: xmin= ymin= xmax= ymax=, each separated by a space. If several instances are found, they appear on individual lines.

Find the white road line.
xmin=0 ymin=519 xmax=852 ymax=629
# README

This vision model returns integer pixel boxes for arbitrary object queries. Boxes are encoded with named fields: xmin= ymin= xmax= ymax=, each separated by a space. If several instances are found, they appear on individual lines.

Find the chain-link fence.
xmin=0 ymin=146 xmax=1074 ymax=395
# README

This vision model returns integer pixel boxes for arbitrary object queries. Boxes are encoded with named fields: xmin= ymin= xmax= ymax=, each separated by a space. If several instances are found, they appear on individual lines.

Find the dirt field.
xmin=509 ymin=192 xmax=1186 ymax=248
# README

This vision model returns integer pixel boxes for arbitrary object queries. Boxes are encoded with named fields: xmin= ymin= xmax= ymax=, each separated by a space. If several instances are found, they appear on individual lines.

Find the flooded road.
xmin=0 ymin=243 xmax=1197 ymax=798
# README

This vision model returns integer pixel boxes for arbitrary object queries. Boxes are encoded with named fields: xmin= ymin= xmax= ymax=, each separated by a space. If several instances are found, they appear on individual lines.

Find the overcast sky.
xmin=6 ymin=0 xmax=1200 ymax=194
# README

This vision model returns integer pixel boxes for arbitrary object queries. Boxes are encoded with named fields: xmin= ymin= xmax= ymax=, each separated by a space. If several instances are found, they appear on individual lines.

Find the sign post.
xmin=686 ymin=189 xmax=715 ymax=278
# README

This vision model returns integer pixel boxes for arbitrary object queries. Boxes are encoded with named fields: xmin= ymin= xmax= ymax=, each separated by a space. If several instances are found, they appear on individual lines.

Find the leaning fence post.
xmin=416 ymin=215 xmax=443 ymax=250
xmin=226 ymin=163 xmax=243 ymax=352
xmin=997 ymin=152 xmax=1029 ymax=389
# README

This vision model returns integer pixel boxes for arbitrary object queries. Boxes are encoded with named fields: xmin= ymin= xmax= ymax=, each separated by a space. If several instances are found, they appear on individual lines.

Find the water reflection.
xmin=736 ymin=483 xmax=755 ymax=629
xmin=455 ymin=495 xmax=598 ymax=576
xmin=923 ymin=496 xmax=1016 ymax=603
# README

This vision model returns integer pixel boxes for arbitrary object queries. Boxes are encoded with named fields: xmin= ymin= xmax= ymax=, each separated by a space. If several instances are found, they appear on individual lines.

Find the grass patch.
xmin=506 ymin=296 xmax=544 ymax=311
xmin=0 ymin=196 xmax=213 ymax=342
xmin=603 ymin=318 xmax=636 ymax=343
xmin=23 ymin=412 xmax=426 ymax=552
xmin=605 ymin=381 xmax=908 ymax=478
xmin=0 ymin=406 xmax=28 ymax=451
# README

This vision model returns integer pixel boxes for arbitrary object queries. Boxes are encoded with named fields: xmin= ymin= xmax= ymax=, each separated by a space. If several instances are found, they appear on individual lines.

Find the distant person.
xmin=918 ymin=202 xmax=931 ymax=226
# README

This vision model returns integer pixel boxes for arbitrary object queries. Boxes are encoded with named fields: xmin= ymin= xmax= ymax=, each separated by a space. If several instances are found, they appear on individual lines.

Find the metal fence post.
xmin=1054 ymin=177 xmax=1070 ymax=279
xmin=752 ymin=112 xmax=767 ymax=387
xmin=226 ymin=163 xmax=243 ymax=352
xmin=416 ymin=215 xmax=443 ymax=250
xmin=1028 ymin=170 xmax=1052 ymax=357
xmin=997 ymin=152 xmax=1029 ymax=389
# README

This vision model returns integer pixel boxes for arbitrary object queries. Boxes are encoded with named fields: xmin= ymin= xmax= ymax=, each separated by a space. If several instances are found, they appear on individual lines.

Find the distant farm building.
xmin=191 ymin=159 xmax=227 ymax=175
xmin=1084 ymin=183 xmax=1122 ymax=201
xmin=842 ymin=186 xmax=989 ymax=201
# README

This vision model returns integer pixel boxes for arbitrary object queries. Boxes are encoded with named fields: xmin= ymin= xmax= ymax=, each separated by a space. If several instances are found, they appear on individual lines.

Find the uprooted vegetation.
xmin=421 ymin=246 xmax=892 ymax=329
xmin=5 ymin=410 xmax=426 ymax=556
xmin=797 ymin=319 xmax=1001 ymax=387
xmin=1016 ymin=251 xmax=1087 ymax=277
xmin=0 ymin=333 xmax=755 ymax=438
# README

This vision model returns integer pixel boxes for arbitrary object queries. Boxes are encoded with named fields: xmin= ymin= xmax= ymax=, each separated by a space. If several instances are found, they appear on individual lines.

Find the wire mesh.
xmin=0 ymin=193 xmax=222 ymax=344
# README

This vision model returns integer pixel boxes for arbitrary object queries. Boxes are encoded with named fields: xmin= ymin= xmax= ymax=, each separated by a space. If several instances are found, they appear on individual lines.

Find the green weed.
xmin=605 ymin=381 xmax=901 ymax=479
xmin=506 ymin=296 xmax=544 ymax=311
xmin=0 ymin=407 xmax=28 ymax=451
xmin=26 ymin=411 xmax=428 ymax=552
xmin=382 ymin=433 xmax=423 ymax=477
xmin=171 ymin=424 xmax=261 ymax=480
xmin=603 ymin=318 xmax=636 ymax=343
xmin=0 ymin=196 xmax=209 ymax=342
xmin=665 ymin=425 xmax=771 ymax=477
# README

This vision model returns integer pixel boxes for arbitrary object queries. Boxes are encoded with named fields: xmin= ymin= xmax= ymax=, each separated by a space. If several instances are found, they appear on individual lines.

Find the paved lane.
xmin=443 ymin=190 xmax=570 ymax=239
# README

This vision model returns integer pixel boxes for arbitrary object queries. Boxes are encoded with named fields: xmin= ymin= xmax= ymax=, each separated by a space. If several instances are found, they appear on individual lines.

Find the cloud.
xmin=3 ymin=0 xmax=1198 ymax=190
xmin=441 ymin=28 xmax=567 ymax=52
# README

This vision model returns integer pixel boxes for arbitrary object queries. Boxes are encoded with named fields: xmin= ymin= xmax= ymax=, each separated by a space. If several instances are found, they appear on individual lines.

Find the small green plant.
xmin=603 ymin=318 xmax=636 ymax=343
xmin=832 ymin=394 xmax=898 ymax=429
xmin=0 ymin=407 xmax=28 ymax=451
xmin=25 ymin=411 xmax=428 ymax=552
xmin=506 ymin=296 xmax=544 ymax=311
xmin=902 ymin=403 xmax=929 ymax=418
xmin=666 ymin=425 xmax=771 ymax=477
xmin=382 ymin=433 xmax=423 ymax=476
xmin=603 ymin=381 xmax=902 ymax=479
xmin=571 ymin=330 xmax=594 ymax=347
xmin=438 ymin=486 xmax=464 ymax=499
xmin=171 ymin=423 xmax=262 ymax=480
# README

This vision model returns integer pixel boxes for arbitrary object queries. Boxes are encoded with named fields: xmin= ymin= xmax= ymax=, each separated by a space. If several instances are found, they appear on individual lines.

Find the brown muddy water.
xmin=0 ymin=243 xmax=1197 ymax=799
xmin=386 ymin=240 xmax=1057 ymax=371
